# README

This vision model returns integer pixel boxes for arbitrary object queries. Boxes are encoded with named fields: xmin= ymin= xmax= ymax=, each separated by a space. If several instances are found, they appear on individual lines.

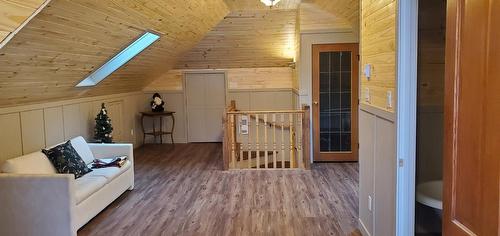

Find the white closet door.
xmin=186 ymin=73 xmax=225 ymax=142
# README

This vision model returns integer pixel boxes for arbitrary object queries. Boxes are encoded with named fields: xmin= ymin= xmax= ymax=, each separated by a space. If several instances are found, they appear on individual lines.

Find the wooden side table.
xmin=140 ymin=111 xmax=175 ymax=145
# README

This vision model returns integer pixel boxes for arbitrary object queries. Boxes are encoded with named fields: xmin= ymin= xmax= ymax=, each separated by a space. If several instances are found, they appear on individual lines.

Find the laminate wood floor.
xmin=79 ymin=143 xmax=359 ymax=236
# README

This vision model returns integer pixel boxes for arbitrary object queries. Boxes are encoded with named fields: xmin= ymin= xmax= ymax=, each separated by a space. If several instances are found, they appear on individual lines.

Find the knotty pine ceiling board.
xmin=224 ymin=0 xmax=301 ymax=10
xmin=299 ymin=3 xmax=352 ymax=32
xmin=0 ymin=0 xmax=229 ymax=107
xmin=303 ymin=0 xmax=359 ymax=34
xmin=176 ymin=9 xmax=297 ymax=69
xmin=0 ymin=0 xmax=46 ymax=43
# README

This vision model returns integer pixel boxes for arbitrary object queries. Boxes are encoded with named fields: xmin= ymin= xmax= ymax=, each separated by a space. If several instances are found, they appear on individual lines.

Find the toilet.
xmin=416 ymin=180 xmax=443 ymax=210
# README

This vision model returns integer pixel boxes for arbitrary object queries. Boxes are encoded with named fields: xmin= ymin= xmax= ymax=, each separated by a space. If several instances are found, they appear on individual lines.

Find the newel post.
xmin=302 ymin=105 xmax=311 ymax=170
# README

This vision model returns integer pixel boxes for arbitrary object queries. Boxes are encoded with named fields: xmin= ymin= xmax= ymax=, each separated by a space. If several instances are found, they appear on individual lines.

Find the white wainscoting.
xmin=0 ymin=92 xmax=144 ymax=165
xmin=358 ymin=104 xmax=396 ymax=236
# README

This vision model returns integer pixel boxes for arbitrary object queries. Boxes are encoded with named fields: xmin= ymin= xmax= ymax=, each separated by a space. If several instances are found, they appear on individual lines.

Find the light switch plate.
xmin=365 ymin=88 xmax=370 ymax=103
xmin=387 ymin=90 xmax=393 ymax=108
xmin=364 ymin=64 xmax=371 ymax=80
xmin=368 ymin=195 xmax=373 ymax=212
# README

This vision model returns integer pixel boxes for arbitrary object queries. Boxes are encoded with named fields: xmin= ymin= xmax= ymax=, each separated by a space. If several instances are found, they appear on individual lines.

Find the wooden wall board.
xmin=144 ymin=67 xmax=294 ymax=92
xmin=360 ymin=0 xmax=397 ymax=112
xmin=0 ymin=0 xmax=229 ymax=108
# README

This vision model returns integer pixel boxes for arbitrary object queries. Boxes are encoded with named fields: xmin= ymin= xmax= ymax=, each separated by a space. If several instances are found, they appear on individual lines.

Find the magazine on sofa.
xmin=91 ymin=155 xmax=128 ymax=169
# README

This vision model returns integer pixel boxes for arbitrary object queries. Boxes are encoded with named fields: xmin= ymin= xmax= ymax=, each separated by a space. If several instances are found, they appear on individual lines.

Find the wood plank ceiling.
xmin=304 ymin=0 xmax=359 ymax=34
xmin=0 ymin=0 xmax=46 ymax=43
xmin=0 ymin=0 xmax=229 ymax=107
xmin=224 ymin=0 xmax=301 ymax=10
xmin=0 ymin=0 xmax=359 ymax=107
xmin=175 ymin=9 xmax=297 ymax=69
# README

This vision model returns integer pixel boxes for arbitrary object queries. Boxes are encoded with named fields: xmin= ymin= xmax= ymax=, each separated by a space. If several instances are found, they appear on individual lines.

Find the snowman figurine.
xmin=151 ymin=93 xmax=165 ymax=112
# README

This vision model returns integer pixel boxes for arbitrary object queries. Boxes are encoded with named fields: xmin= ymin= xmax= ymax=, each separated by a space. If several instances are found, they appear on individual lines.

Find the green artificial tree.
xmin=94 ymin=103 xmax=113 ymax=143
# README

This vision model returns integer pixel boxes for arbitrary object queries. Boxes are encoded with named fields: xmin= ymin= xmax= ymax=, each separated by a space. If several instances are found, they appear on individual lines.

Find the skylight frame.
xmin=76 ymin=31 xmax=160 ymax=87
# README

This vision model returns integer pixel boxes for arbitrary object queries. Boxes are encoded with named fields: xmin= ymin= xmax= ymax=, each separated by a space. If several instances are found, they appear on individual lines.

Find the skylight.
xmin=76 ymin=32 xmax=160 ymax=87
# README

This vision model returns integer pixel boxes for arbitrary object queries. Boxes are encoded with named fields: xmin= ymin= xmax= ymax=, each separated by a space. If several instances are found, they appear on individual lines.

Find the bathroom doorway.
xmin=415 ymin=0 xmax=446 ymax=235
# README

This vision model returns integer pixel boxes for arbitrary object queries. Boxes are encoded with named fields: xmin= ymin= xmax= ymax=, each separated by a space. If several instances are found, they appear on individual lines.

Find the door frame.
xmin=183 ymin=71 xmax=227 ymax=143
xmin=395 ymin=0 xmax=418 ymax=235
xmin=312 ymin=43 xmax=359 ymax=162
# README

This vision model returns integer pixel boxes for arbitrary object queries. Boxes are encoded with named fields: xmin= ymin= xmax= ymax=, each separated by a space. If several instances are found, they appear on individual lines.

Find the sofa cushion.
xmin=87 ymin=160 xmax=131 ymax=182
xmin=70 ymin=136 xmax=95 ymax=164
xmin=42 ymin=141 xmax=93 ymax=179
xmin=74 ymin=175 xmax=107 ymax=204
xmin=0 ymin=152 xmax=56 ymax=174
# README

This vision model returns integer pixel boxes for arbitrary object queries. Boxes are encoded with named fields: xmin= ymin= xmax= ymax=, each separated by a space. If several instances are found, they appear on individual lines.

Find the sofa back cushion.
xmin=70 ymin=136 xmax=95 ymax=164
xmin=0 ymin=152 xmax=56 ymax=174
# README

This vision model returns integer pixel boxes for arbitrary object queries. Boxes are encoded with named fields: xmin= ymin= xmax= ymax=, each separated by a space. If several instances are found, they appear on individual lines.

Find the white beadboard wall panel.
xmin=20 ymin=109 xmax=45 ymax=154
xmin=358 ymin=104 xmax=396 ymax=236
xmin=0 ymin=92 xmax=144 ymax=161
xmin=0 ymin=113 xmax=23 ymax=164
xmin=142 ymin=92 xmax=187 ymax=144
xmin=43 ymin=106 xmax=64 ymax=147
xmin=62 ymin=104 xmax=82 ymax=140
xmin=359 ymin=109 xmax=375 ymax=234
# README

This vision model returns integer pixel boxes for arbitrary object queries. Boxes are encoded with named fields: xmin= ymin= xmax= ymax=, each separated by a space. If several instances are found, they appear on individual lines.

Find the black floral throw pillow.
xmin=42 ymin=141 xmax=92 ymax=179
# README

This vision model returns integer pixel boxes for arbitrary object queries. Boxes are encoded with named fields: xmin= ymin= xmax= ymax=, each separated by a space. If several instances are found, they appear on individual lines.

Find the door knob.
xmin=313 ymin=101 xmax=319 ymax=105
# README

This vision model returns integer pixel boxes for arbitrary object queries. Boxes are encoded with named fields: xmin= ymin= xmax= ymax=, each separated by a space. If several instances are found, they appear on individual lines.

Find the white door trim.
xmin=395 ymin=0 xmax=418 ymax=235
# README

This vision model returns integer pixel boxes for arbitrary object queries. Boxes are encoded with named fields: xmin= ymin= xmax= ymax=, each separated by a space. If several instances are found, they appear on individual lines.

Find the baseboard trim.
xmin=358 ymin=218 xmax=371 ymax=236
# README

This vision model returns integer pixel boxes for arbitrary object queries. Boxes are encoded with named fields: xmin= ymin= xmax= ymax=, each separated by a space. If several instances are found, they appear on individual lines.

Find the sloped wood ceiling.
xmin=304 ymin=0 xmax=359 ymax=34
xmin=176 ymin=10 xmax=297 ymax=69
xmin=0 ymin=0 xmax=229 ymax=107
xmin=299 ymin=3 xmax=352 ymax=32
xmin=224 ymin=0 xmax=300 ymax=10
xmin=0 ymin=0 xmax=47 ymax=43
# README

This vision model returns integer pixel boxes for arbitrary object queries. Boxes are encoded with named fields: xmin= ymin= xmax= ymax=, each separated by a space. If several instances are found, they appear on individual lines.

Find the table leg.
xmin=160 ymin=116 xmax=163 ymax=144
xmin=141 ymin=115 xmax=146 ymax=145
xmin=171 ymin=114 xmax=175 ymax=145
xmin=153 ymin=117 xmax=156 ymax=143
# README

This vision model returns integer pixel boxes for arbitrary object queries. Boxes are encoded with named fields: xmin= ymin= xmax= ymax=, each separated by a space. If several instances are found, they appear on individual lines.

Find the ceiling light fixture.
xmin=260 ymin=0 xmax=281 ymax=7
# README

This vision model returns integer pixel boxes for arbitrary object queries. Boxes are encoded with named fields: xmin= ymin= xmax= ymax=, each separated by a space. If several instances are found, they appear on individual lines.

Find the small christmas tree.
xmin=94 ymin=103 xmax=113 ymax=143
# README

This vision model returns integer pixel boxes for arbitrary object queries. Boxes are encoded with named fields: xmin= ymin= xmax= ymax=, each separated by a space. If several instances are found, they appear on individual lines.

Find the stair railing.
xmin=222 ymin=100 xmax=310 ymax=170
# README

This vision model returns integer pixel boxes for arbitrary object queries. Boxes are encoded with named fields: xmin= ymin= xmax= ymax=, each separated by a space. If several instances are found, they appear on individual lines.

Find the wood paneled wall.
xmin=360 ymin=0 xmax=397 ymax=112
xmin=0 ymin=0 xmax=46 ymax=44
xmin=175 ymin=10 xmax=296 ymax=69
xmin=0 ymin=92 xmax=144 ymax=165
xmin=418 ymin=0 xmax=445 ymax=107
xmin=0 ymin=0 xmax=229 ymax=108
xmin=416 ymin=0 xmax=446 ymax=184
xmin=144 ymin=67 xmax=295 ymax=92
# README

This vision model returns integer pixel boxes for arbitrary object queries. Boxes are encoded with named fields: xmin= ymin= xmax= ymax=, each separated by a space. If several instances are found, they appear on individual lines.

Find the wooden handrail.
xmin=227 ymin=110 xmax=306 ymax=114
xmin=223 ymin=100 xmax=311 ymax=170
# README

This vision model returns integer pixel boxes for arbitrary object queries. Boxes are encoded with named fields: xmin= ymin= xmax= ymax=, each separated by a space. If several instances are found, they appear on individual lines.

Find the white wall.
xmin=141 ymin=89 xmax=298 ymax=144
xmin=358 ymin=104 xmax=396 ymax=236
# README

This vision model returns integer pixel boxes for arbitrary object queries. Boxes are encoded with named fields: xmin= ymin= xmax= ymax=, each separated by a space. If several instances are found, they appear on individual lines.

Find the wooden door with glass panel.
xmin=312 ymin=44 xmax=358 ymax=162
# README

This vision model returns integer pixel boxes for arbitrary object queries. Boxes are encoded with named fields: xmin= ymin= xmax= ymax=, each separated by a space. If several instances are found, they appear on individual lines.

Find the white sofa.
xmin=0 ymin=136 xmax=134 ymax=236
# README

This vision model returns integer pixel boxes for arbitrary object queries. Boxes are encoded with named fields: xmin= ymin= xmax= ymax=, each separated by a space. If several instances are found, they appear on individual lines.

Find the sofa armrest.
xmin=0 ymin=173 xmax=75 ymax=236
xmin=87 ymin=143 xmax=134 ymax=164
